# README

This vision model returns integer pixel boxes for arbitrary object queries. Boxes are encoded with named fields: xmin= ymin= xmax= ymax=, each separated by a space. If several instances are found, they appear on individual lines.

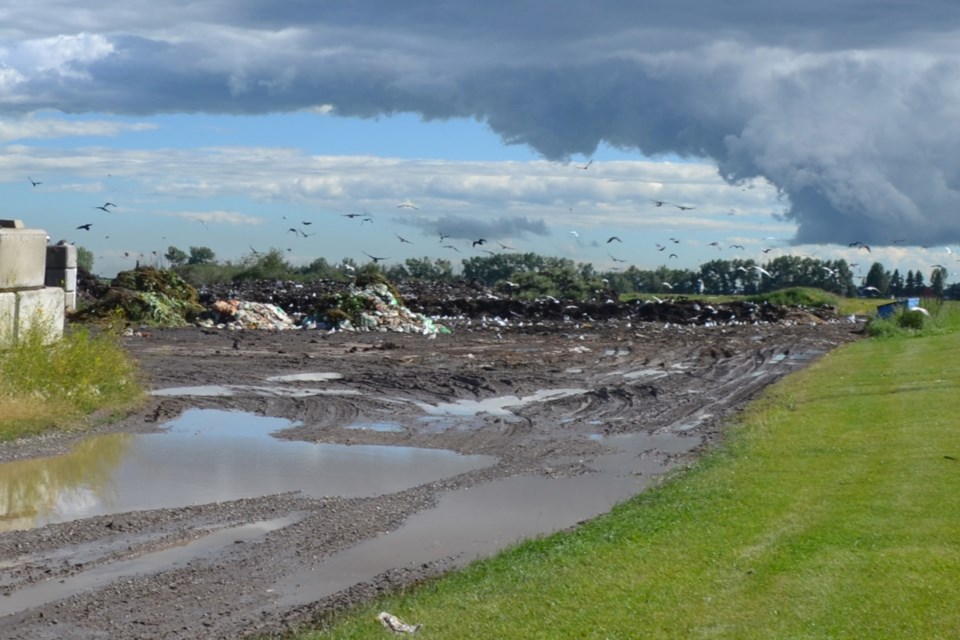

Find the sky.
xmin=2 ymin=1 xmax=960 ymax=281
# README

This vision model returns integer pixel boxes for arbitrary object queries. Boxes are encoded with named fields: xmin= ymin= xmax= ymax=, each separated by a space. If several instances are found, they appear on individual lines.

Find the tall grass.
xmin=865 ymin=299 xmax=960 ymax=338
xmin=0 ymin=325 xmax=143 ymax=440
xmin=298 ymin=315 xmax=960 ymax=639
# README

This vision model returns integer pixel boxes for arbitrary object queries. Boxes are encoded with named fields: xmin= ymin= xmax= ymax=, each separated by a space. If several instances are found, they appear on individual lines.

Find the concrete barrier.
xmin=0 ymin=219 xmax=66 ymax=347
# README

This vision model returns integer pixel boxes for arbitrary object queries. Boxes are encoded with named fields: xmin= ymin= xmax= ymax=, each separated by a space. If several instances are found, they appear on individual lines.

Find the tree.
xmin=165 ymin=246 xmax=189 ymax=266
xmin=865 ymin=262 xmax=890 ymax=296
xmin=76 ymin=246 xmax=94 ymax=272
xmin=188 ymin=246 xmax=216 ymax=265
xmin=931 ymin=267 xmax=947 ymax=299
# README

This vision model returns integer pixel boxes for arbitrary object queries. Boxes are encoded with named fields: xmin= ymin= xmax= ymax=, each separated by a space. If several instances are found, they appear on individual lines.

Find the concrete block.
xmin=46 ymin=243 xmax=77 ymax=270
xmin=0 ymin=227 xmax=48 ymax=290
xmin=0 ymin=291 xmax=14 ymax=347
xmin=63 ymin=289 xmax=77 ymax=312
xmin=46 ymin=267 xmax=77 ymax=292
xmin=0 ymin=219 xmax=25 ymax=229
xmin=15 ymin=287 xmax=64 ymax=343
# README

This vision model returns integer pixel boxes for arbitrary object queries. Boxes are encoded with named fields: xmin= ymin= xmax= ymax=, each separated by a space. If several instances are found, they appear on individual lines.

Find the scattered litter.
xmin=377 ymin=611 xmax=421 ymax=634
xmin=304 ymin=282 xmax=449 ymax=335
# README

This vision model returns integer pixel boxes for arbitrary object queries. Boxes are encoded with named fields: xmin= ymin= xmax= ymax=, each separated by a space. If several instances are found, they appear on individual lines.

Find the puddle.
xmin=345 ymin=421 xmax=404 ymax=433
xmin=265 ymin=372 xmax=343 ymax=382
xmin=152 ymin=385 xmax=234 ymax=397
xmin=0 ymin=410 xmax=495 ymax=532
xmin=275 ymin=429 xmax=701 ymax=607
xmin=417 ymin=388 xmax=587 ymax=418
xmin=0 ymin=517 xmax=296 ymax=617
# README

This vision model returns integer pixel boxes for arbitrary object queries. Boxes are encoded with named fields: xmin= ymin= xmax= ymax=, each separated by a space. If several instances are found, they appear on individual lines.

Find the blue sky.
xmin=2 ymin=1 xmax=959 ymax=279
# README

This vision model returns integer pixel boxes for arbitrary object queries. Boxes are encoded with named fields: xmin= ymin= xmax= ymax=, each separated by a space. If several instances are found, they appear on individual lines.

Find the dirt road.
xmin=0 ymin=317 xmax=860 ymax=638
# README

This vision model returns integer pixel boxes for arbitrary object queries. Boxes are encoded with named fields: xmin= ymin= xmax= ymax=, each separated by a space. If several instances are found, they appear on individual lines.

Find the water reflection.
xmin=0 ymin=410 xmax=495 ymax=531
xmin=0 ymin=434 xmax=132 ymax=532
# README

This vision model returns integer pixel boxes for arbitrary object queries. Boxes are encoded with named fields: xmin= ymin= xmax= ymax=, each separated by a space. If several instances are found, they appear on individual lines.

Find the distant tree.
xmin=889 ymin=269 xmax=903 ymax=297
xmin=76 ymin=246 xmax=94 ymax=272
xmin=931 ymin=267 xmax=947 ymax=299
xmin=905 ymin=270 xmax=916 ymax=295
xmin=165 ymin=245 xmax=189 ymax=266
xmin=865 ymin=262 xmax=890 ymax=295
xmin=188 ymin=246 xmax=216 ymax=265
xmin=914 ymin=271 xmax=926 ymax=294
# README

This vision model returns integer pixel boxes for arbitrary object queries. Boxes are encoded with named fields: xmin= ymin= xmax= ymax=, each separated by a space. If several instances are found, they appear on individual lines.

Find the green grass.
xmin=0 ymin=325 xmax=144 ymax=440
xmin=297 ymin=312 xmax=960 ymax=639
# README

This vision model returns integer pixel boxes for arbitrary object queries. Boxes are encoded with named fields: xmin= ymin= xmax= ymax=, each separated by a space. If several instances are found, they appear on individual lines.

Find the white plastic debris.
xmin=377 ymin=611 xmax=421 ymax=634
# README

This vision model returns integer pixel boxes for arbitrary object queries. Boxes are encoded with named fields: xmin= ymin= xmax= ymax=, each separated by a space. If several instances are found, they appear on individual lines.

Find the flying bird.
xmin=442 ymin=244 xmax=461 ymax=252
xmin=497 ymin=242 xmax=517 ymax=251
xmin=669 ymin=237 xmax=680 ymax=244
xmin=651 ymin=199 xmax=668 ymax=207
xmin=342 ymin=213 xmax=364 ymax=218
xmin=93 ymin=205 xmax=113 ymax=213
xmin=298 ymin=229 xmax=315 ymax=238
xmin=608 ymin=252 xmax=627 ymax=263
xmin=472 ymin=238 xmax=487 ymax=247
xmin=753 ymin=266 xmax=772 ymax=277
xmin=249 ymin=246 xmax=263 ymax=256
xmin=100 ymin=202 xmax=117 ymax=209
xmin=287 ymin=227 xmax=298 ymax=234
xmin=395 ymin=233 xmax=413 ymax=244
xmin=76 ymin=223 xmax=93 ymax=231
xmin=29 ymin=176 xmax=42 ymax=187
xmin=669 ymin=253 xmax=678 ymax=259
xmin=301 ymin=221 xmax=313 ymax=226
xmin=674 ymin=204 xmax=695 ymax=211
xmin=729 ymin=244 xmax=745 ymax=250
xmin=661 ymin=282 xmax=674 ymax=290
xmin=708 ymin=241 xmax=721 ymax=249
xmin=438 ymin=233 xmax=451 ymax=241
xmin=361 ymin=217 xmax=374 ymax=225
xmin=397 ymin=200 xmax=418 ymax=210
xmin=363 ymin=251 xmax=389 ymax=263
xmin=656 ymin=243 xmax=666 ymax=251
xmin=569 ymin=230 xmax=580 ymax=238
xmin=577 ymin=159 xmax=593 ymax=170
xmin=607 ymin=236 xmax=622 ymax=244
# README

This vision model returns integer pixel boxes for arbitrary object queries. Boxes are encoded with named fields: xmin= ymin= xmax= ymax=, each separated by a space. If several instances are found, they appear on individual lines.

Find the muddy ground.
xmin=0 ymin=312 xmax=862 ymax=639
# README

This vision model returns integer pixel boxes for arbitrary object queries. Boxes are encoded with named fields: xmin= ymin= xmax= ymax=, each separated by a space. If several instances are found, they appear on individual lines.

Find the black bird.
xmin=438 ymin=233 xmax=451 ymax=241
xmin=607 ymin=236 xmax=622 ymax=244
xmin=28 ymin=176 xmax=42 ymax=187
xmin=93 ymin=205 xmax=112 ymax=213
xmin=395 ymin=233 xmax=413 ymax=244
xmin=472 ymin=238 xmax=487 ymax=247
xmin=101 ymin=202 xmax=117 ymax=209
xmin=342 ymin=213 xmax=364 ymax=219
xmin=577 ymin=159 xmax=593 ymax=170
xmin=656 ymin=243 xmax=666 ymax=251
xmin=607 ymin=252 xmax=627 ymax=263
xmin=442 ymin=244 xmax=461 ymax=252
xmin=287 ymin=227 xmax=298 ymax=234
xmin=729 ymin=244 xmax=745 ymax=250
xmin=249 ymin=246 xmax=263 ymax=257
xmin=298 ymin=229 xmax=315 ymax=238
xmin=651 ymin=199 xmax=668 ymax=207
xmin=302 ymin=221 xmax=313 ymax=226
xmin=76 ymin=223 xmax=93 ymax=231
xmin=361 ymin=217 xmax=374 ymax=225
xmin=363 ymin=251 xmax=389 ymax=263
xmin=669 ymin=253 xmax=679 ymax=259
xmin=675 ymin=204 xmax=695 ymax=211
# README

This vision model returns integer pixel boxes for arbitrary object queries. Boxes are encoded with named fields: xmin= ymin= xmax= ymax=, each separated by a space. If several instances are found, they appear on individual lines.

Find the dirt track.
xmin=0 ymin=316 xmax=861 ymax=639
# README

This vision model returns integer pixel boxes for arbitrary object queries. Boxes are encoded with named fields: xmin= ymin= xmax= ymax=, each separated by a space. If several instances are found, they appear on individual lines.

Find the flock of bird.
xmin=23 ymin=165 xmax=957 ymax=284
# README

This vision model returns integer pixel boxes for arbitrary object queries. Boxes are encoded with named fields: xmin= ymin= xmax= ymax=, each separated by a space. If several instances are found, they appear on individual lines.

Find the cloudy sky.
xmin=2 ymin=1 xmax=959 ymax=279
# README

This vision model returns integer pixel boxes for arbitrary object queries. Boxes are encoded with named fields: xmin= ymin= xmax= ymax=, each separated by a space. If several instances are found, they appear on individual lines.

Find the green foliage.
xmin=233 ymin=248 xmax=293 ymax=281
xmin=745 ymin=286 xmax=841 ymax=308
xmin=0 ymin=326 xmax=143 ymax=439
xmin=76 ymin=245 xmax=94 ymax=272
xmin=866 ymin=300 xmax=960 ymax=338
xmin=164 ymin=245 xmax=189 ymax=266
xmin=187 ymin=245 xmax=216 ymax=265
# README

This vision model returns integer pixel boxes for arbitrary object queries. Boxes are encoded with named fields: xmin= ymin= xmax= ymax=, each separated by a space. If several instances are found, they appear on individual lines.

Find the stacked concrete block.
xmin=46 ymin=243 xmax=78 ymax=311
xmin=0 ymin=219 xmax=65 ymax=347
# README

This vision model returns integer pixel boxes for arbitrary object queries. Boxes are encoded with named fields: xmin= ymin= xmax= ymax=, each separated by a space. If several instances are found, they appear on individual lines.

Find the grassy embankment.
xmin=299 ymin=300 xmax=960 ymax=639
xmin=0 ymin=325 xmax=143 ymax=440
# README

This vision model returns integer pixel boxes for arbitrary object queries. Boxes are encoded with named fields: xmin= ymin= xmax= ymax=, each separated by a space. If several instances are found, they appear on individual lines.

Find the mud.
xmin=0 ymin=316 xmax=862 ymax=638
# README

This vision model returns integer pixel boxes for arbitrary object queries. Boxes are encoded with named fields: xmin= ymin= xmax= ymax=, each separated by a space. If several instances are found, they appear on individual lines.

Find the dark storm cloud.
xmin=5 ymin=1 xmax=960 ymax=245
xmin=404 ymin=215 xmax=550 ymax=242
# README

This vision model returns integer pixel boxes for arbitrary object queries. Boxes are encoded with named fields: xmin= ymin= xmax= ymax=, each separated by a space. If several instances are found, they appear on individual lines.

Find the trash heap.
xmin=71 ymin=267 xmax=204 ymax=327
xmin=197 ymin=299 xmax=296 ymax=330
xmin=303 ymin=282 xmax=449 ymax=335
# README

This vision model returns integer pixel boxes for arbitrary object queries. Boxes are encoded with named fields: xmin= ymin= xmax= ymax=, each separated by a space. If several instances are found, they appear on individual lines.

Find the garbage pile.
xmin=303 ymin=282 xmax=449 ymax=335
xmin=71 ymin=267 xmax=204 ymax=327
xmin=197 ymin=299 xmax=296 ymax=330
